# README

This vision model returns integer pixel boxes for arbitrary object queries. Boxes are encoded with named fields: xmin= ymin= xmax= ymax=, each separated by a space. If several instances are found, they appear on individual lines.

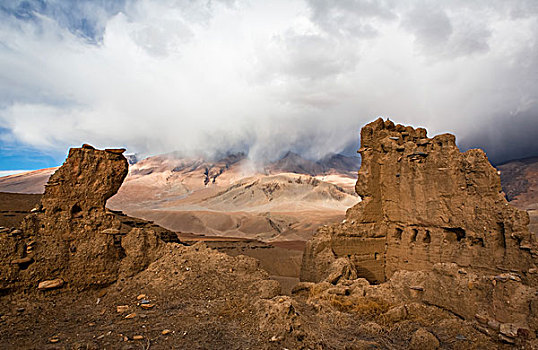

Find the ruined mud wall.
xmin=301 ymin=118 xmax=537 ymax=284
xmin=0 ymin=145 xmax=179 ymax=292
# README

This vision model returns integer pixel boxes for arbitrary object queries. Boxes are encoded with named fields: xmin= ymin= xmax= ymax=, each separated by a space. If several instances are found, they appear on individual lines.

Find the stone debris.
xmin=161 ymin=329 xmax=172 ymax=335
xmin=132 ymin=335 xmax=144 ymax=340
xmin=116 ymin=305 xmax=129 ymax=313
xmin=499 ymin=323 xmax=518 ymax=338
xmin=10 ymin=257 xmax=33 ymax=265
xmin=100 ymin=228 xmax=120 ymax=235
xmin=37 ymin=279 xmax=64 ymax=290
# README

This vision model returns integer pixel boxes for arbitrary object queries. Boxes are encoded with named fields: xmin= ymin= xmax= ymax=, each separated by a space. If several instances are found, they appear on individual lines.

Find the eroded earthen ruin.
xmin=301 ymin=118 xmax=538 ymax=336
xmin=302 ymin=118 xmax=537 ymax=283
xmin=0 ymin=145 xmax=180 ymax=292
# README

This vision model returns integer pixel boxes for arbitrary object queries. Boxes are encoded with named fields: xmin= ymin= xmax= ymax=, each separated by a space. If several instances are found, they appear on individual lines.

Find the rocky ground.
xmin=1 ymin=242 xmax=507 ymax=350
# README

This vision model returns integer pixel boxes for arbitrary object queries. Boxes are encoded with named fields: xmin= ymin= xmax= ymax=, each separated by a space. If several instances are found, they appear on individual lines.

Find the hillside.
xmin=108 ymin=152 xmax=360 ymax=241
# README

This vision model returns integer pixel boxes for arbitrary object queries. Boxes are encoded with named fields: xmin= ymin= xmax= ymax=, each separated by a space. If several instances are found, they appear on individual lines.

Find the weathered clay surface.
xmin=0 ymin=146 xmax=180 ymax=292
xmin=301 ymin=118 xmax=538 ymax=337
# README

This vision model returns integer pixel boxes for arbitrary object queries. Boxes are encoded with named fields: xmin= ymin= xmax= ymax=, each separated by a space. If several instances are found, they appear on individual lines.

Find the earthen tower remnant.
xmin=1 ymin=145 xmax=179 ymax=292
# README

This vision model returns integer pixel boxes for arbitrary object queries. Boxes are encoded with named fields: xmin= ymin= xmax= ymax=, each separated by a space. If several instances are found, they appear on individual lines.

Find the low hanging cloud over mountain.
xmin=0 ymin=0 xmax=537 ymax=165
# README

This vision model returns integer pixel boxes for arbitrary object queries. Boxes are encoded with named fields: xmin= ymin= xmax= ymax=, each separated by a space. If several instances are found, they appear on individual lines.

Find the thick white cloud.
xmin=0 ymin=0 xmax=537 ymax=163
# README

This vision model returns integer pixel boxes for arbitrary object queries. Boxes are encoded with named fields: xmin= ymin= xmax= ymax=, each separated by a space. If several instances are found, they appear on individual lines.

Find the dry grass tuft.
xmin=329 ymin=295 xmax=390 ymax=318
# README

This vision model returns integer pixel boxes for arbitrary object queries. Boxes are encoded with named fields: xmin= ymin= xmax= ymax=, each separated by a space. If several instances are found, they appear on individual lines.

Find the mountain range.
xmin=0 ymin=151 xmax=361 ymax=241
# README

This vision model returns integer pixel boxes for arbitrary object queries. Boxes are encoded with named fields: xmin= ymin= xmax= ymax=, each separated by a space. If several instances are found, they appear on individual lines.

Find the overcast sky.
xmin=0 ymin=0 xmax=537 ymax=169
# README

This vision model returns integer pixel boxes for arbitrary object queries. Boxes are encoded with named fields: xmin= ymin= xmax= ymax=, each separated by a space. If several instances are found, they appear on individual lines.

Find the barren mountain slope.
xmin=0 ymin=168 xmax=56 ymax=194
xmin=107 ymin=153 xmax=360 ymax=241
xmin=498 ymin=156 xmax=538 ymax=236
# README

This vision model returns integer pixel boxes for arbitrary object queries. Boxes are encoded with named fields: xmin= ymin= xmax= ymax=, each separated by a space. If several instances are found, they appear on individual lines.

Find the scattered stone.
xmin=132 ymin=335 xmax=143 ymax=340
xmin=10 ymin=229 xmax=21 ymax=235
xmin=140 ymin=303 xmax=155 ymax=309
xmin=116 ymin=305 xmax=129 ymax=313
xmin=136 ymin=294 xmax=146 ymax=300
xmin=101 ymin=228 xmax=120 ymax=235
xmin=498 ymin=334 xmax=515 ymax=344
xmin=11 ymin=256 xmax=33 ymax=265
xmin=487 ymin=319 xmax=500 ymax=331
xmin=49 ymin=337 xmax=60 ymax=343
xmin=410 ymin=286 xmax=424 ymax=291
xmin=499 ymin=323 xmax=518 ymax=338
xmin=139 ymin=299 xmax=151 ymax=304
xmin=125 ymin=313 xmax=136 ymax=319
xmin=269 ymin=335 xmax=282 ymax=342
xmin=161 ymin=329 xmax=172 ymax=335
xmin=494 ymin=273 xmax=521 ymax=282
xmin=38 ymin=279 xmax=64 ymax=290
xmin=474 ymin=313 xmax=488 ymax=324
